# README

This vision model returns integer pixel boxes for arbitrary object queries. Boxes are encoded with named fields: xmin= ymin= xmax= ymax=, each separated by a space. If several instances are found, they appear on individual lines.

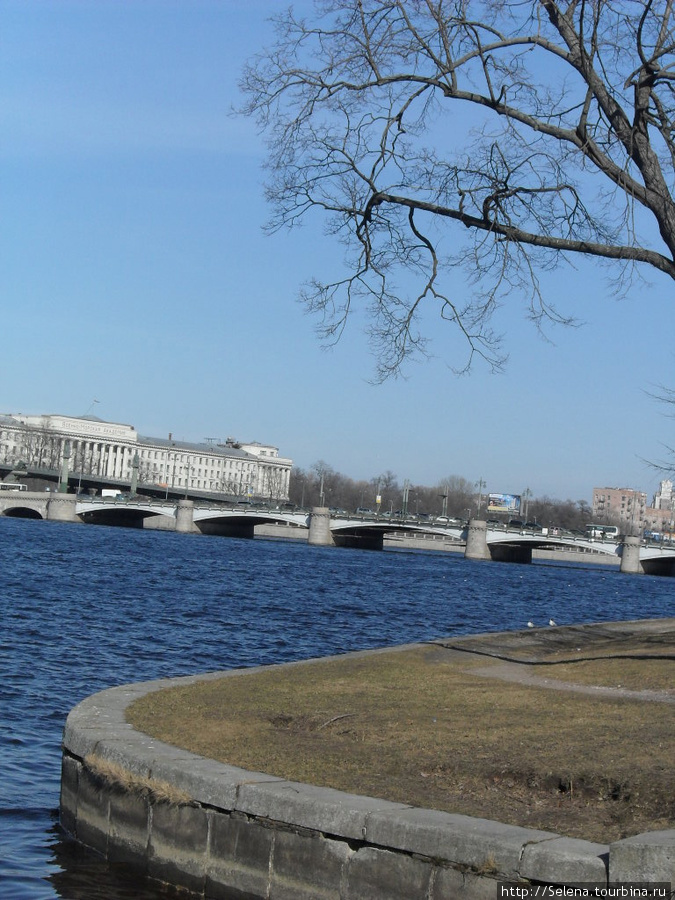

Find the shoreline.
xmin=60 ymin=620 xmax=675 ymax=899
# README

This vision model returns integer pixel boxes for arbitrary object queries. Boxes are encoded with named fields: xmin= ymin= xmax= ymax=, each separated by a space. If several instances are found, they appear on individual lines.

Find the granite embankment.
xmin=61 ymin=620 xmax=675 ymax=899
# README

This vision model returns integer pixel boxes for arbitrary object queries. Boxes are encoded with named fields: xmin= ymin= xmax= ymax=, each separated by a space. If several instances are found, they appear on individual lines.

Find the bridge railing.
xmin=75 ymin=495 xmax=300 ymax=512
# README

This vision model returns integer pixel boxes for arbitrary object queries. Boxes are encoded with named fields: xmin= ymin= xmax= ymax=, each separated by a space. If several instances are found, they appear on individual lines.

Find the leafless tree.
xmin=137 ymin=459 xmax=160 ymax=485
xmin=16 ymin=422 xmax=62 ymax=469
xmin=260 ymin=464 xmax=288 ymax=500
xmin=241 ymin=1 xmax=675 ymax=377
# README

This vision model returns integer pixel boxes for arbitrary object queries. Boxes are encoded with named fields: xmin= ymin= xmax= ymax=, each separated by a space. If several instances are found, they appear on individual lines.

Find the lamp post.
xmin=165 ymin=445 xmax=176 ymax=499
xmin=476 ymin=477 xmax=486 ymax=516
xmin=130 ymin=452 xmax=139 ymax=496
xmin=401 ymin=479 xmax=410 ymax=518
xmin=58 ymin=440 xmax=71 ymax=494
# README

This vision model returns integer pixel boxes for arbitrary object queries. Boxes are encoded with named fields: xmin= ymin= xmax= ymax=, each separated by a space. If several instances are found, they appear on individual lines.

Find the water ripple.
xmin=1 ymin=518 xmax=673 ymax=898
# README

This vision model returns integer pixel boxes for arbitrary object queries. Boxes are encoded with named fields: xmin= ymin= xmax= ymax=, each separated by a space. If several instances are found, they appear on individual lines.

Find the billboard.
xmin=487 ymin=493 xmax=521 ymax=514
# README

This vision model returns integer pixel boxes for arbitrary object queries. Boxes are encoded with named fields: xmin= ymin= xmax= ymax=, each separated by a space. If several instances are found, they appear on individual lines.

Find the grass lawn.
xmin=127 ymin=641 xmax=675 ymax=843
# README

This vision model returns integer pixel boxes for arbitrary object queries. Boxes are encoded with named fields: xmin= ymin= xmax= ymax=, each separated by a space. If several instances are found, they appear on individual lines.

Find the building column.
xmin=104 ymin=443 xmax=114 ymax=478
xmin=95 ymin=443 xmax=103 ymax=476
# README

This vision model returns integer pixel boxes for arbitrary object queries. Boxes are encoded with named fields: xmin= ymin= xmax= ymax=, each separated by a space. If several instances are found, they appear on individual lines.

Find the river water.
xmin=1 ymin=516 xmax=673 ymax=899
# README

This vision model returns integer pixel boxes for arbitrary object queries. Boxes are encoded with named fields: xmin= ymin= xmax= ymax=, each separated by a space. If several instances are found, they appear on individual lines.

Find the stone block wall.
xmin=60 ymin=665 xmax=674 ymax=899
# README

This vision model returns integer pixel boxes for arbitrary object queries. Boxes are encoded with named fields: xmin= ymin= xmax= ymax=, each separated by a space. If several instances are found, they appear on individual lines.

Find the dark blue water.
xmin=1 ymin=517 xmax=673 ymax=899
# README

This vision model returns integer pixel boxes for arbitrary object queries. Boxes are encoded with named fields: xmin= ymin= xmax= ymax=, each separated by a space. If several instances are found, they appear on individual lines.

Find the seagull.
xmin=548 ymin=618 xmax=557 ymax=626
xmin=527 ymin=621 xmax=535 ymax=628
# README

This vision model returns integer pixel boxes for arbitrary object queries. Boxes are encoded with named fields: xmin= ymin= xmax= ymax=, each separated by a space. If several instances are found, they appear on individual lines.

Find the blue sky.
xmin=1 ymin=0 xmax=672 ymax=503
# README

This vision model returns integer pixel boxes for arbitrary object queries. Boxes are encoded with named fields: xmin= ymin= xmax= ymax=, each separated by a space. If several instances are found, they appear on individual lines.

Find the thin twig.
xmin=317 ymin=713 xmax=355 ymax=730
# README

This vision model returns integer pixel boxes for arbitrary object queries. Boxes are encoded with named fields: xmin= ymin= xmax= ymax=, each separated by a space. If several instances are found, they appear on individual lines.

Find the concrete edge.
xmin=60 ymin=641 xmax=675 ymax=897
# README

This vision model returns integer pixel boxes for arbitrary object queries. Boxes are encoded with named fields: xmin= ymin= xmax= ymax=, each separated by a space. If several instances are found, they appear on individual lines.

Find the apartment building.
xmin=592 ymin=486 xmax=647 ymax=531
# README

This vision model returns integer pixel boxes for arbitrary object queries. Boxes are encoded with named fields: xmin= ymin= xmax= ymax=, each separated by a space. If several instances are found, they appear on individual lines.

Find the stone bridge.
xmin=2 ymin=494 xmax=674 ymax=575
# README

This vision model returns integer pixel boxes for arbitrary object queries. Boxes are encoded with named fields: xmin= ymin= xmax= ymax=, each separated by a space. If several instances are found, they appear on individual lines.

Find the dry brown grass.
xmin=84 ymin=753 xmax=193 ymax=806
xmin=544 ymin=657 xmax=674 ymax=692
xmin=127 ymin=646 xmax=675 ymax=843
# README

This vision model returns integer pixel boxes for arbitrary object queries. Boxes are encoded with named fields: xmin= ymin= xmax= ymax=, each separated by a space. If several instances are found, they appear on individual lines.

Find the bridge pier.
xmin=620 ymin=536 xmax=644 ymax=575
xmin=308 ymin=507 xmax=335 ymax=546
xmin=47 ymin=494 xmax=80 ymax=523
xmin=175 ymin=499 xmax=196 ymax=534
xmin=464 ymin=519 xmax=491 ymax=561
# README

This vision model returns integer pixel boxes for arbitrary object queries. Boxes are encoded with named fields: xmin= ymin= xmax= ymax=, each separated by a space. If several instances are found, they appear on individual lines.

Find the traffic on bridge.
xmin=1 ymin=487 xmax=672 ymax=576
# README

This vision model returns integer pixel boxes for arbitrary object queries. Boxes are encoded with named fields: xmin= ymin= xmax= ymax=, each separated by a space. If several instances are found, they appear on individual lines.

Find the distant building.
xmin=0 ymin=412 xmax=291 ymax=500
xmin=652 ymin=479 xmax=674 ymax=511
xmin=643 ymin=506 xmax=675 ymax=534
xmin=592 ymin=486 xmax=647 ymax=531
xmin=644 ymin=480 xmax=675 ymax=535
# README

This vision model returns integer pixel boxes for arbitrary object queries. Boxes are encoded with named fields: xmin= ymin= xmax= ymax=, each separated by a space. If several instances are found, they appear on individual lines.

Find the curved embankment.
xmin=61 ymin=648 xmax=675 ymax=899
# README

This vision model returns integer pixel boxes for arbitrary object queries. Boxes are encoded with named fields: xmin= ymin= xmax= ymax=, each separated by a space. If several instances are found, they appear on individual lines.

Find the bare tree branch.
xmin=240 ymin=0 xmax=675 ymax=376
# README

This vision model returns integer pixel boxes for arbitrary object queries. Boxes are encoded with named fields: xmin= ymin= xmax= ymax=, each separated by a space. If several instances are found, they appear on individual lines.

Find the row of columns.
xmin=61 ymin=438 xmax=133 ymax=484
xmin=61 ymin=441 xmax=291 ymax=501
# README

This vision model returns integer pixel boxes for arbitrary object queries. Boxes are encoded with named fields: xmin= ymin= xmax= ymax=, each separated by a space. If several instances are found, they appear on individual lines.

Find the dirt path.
xmin=470 ymin=659 xmax=675 ymax=703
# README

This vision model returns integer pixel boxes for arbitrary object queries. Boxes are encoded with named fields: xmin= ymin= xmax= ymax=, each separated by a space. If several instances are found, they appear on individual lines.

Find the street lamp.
xmin=58 ymin=440 xmax=71 ymax=494
xmin=401 ymin=480 xmax=410 ymax=518
xmin=165 ymin=444 xmax=176 ymax=499
xmin=130 ymin=452 xmax=139 ymax=496
xmin=475 ymin=477 xmax=486 ymax=516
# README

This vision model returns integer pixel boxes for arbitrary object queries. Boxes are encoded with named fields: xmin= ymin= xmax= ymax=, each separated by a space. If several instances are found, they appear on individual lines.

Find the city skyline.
xmin=2 ymin=0 xmax=673 ymax=503
xmin=0 ymin=404 xmax=664 ymax=509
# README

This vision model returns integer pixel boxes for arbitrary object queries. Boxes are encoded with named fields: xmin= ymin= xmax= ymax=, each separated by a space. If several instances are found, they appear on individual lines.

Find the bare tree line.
xmin=289 ymin=461 xmax=592 ymax=530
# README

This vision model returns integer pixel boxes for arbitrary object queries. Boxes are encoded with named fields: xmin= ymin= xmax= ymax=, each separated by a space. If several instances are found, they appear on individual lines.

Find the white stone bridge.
xmin=1 ymin=493 xmax=674 ymax=575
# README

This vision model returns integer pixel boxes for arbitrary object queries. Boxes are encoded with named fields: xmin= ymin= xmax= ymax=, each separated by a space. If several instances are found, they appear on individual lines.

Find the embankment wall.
xmin=61 ymin=652 xmax=673 ymax=899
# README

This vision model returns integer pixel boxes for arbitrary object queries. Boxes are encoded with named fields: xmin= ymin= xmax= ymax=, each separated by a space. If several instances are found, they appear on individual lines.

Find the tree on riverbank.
xmin=241 ymin=1 xmax=675 ymax=378
xmin=289 ymin=463 xmax=591 ymax=529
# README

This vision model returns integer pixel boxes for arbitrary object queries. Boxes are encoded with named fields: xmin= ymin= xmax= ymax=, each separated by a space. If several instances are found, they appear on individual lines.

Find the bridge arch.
xmin=78 ymin=507 xmax=165 ymax=529
xmin=2 ymin=506 xmax=44 ymax=520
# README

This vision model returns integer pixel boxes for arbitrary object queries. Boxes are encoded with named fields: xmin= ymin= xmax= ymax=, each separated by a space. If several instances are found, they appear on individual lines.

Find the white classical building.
xmin=0 ymin=412 xmax=291 ymax=500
